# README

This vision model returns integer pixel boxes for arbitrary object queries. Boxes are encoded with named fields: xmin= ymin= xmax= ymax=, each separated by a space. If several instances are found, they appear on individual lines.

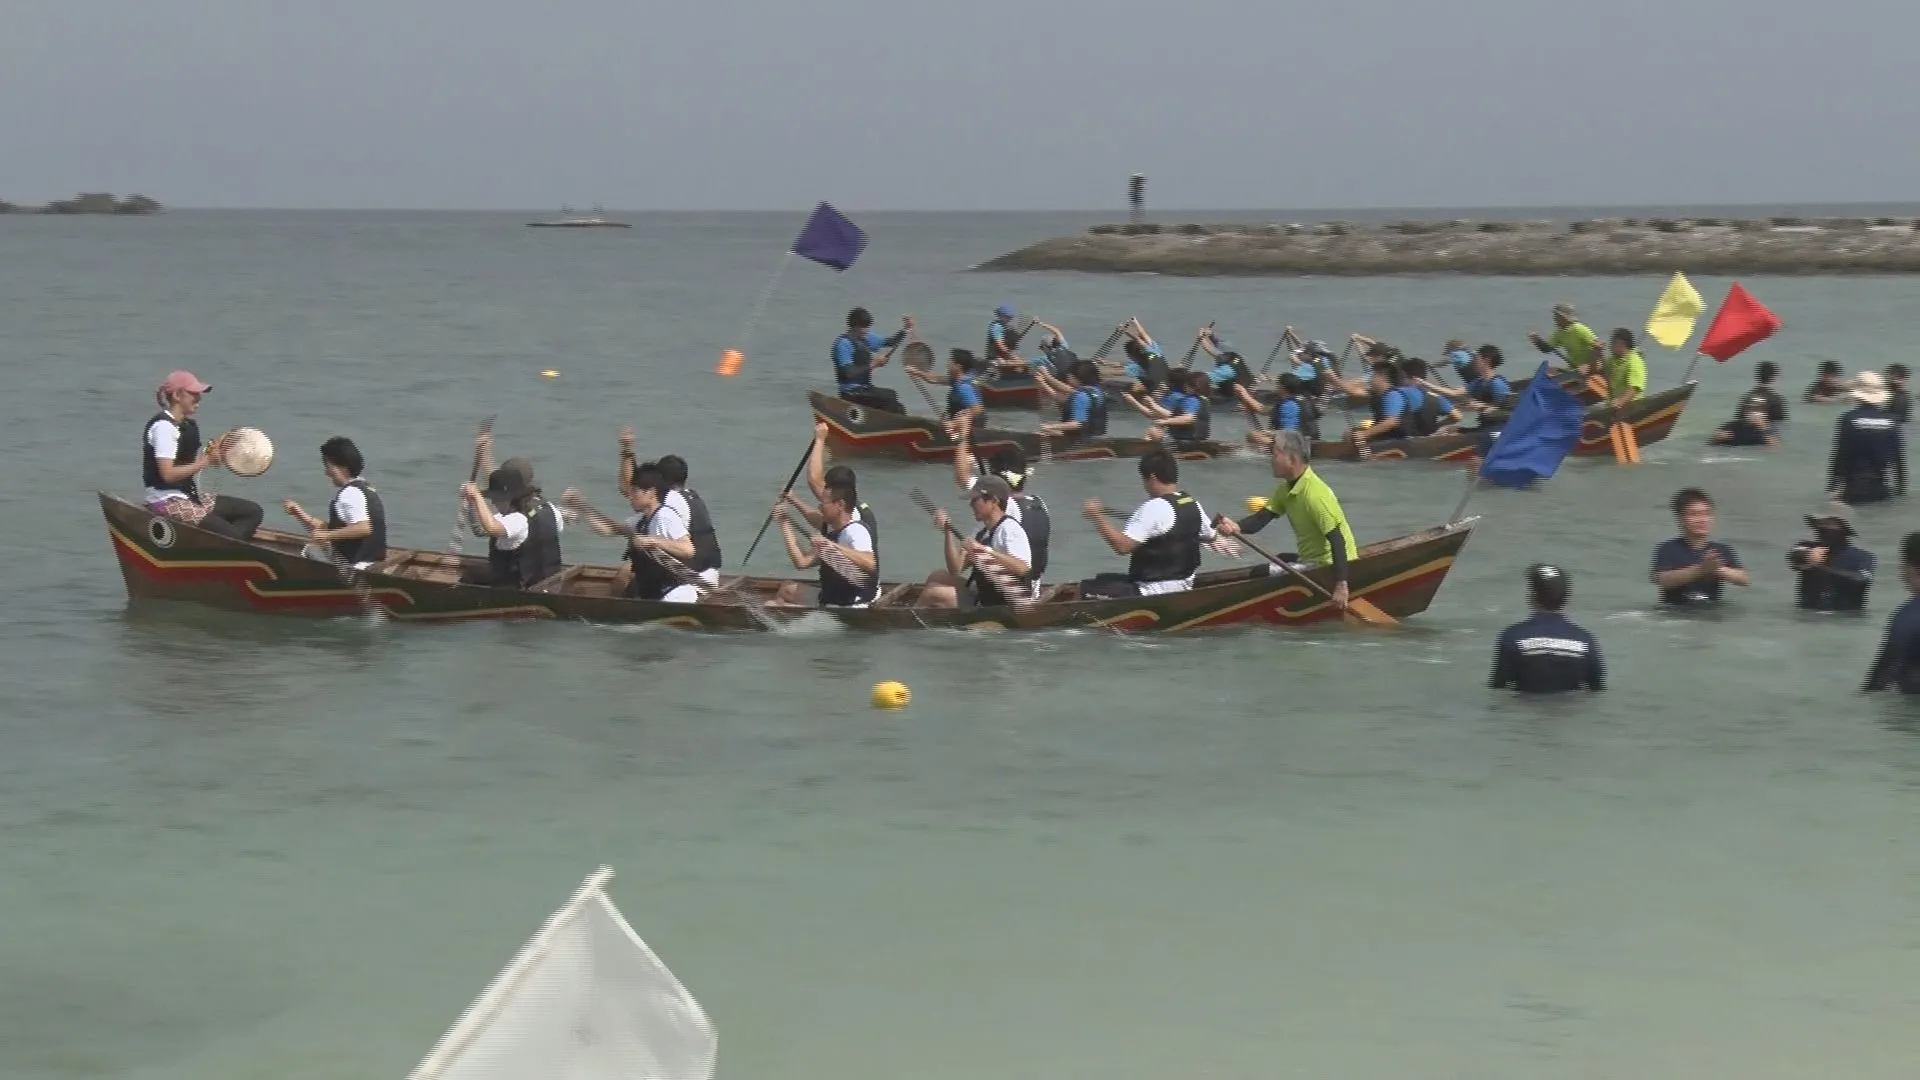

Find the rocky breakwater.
xmin=976 ymin=216 xmax=1920 ymax=276
xmin=0 ymin=192 xmax=162 ymax=215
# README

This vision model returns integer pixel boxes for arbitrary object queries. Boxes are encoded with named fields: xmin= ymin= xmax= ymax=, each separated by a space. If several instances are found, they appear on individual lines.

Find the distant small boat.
xmin=526 ymin=204 xmax=632 ymax=229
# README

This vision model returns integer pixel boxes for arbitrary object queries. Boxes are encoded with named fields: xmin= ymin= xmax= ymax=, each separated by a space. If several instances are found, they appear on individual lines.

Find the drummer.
xmin=142 ymin=370 xmax=264 ymax=539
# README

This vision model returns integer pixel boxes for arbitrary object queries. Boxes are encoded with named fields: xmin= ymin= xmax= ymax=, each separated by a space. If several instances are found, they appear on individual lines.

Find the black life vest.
xmin=1040 ymin=345 xmax=1078 ymax=374
xmin=1272 ymin=397 xmax=1322 ymax=441
xmin=946 ymin=375 xmax=988 ymax=430
xmin=1368 ymin=389 xmax=1410 ymax=439
xmin=142 ymin=411 xmax=201 ymax=499
xmin=833 ymin=332 xmax=874 ymax=387
xmin=679 ymin=488 xmax=722 ymax=573
xmin=1215 ymin=354 xmax=1254 ymax=394
xmin=1469 ymin=376 xmax=1508 ymax=407
xmin=1172 ymin=394 xmax=1211 ymax=442
xmin=1010 ymin=491 xmax=1050 ymax=580
xmin=965 ymin=515 xmax=1030 ymax=606
xmin=489 ymin=498 xmax=563 ymax=588
xmin=1400 ymin=385 xmax=1446 ymax=437
xmin=985 ymin=321 xmax=1022 ymax=363
xmin=1137 ymin=351 xmax=1171 ymax=393
xmin=819 ymin=518 xmax=878 ymax=606
xmin=855 ymin=502 xmax=879 ymax=555
xmin=327 ymin=479 xmax=388 ymax=566
xmin=1061 ymin=386 xmax=1110 ymax=436
xmin=1127 ymin=492 xmax=1204 ymax=584
xmin=624 ymin=509 xmax=680 ymax=601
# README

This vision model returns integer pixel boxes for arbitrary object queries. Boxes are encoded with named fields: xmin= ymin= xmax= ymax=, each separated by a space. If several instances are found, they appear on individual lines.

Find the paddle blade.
xmin=791 ymin=202 xmax=867 ymax=271
xmin=1346 ymin=597 xmax=1398 ymax=626
xmin=900 ymin=341 xmax=937 ymax=371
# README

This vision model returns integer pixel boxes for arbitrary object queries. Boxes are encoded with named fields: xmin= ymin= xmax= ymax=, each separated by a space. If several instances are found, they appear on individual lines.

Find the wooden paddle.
xmin=907 ymin=487 xmax=1036 ymax=608
xmin=559 ymin=489 xmax=785 ymax=630
xmin=447 ymin=415 xmax=498 ymax=553
xmin=1178 ymin=321 xmax=1216 ymax=370
xmin=1584 ymin=372 xmax=1641 ymax=464
xmin=740 ymin=438 xmax=816 ymax=568
xmin=1231 ymin=532 xmax=1397 ymax=627
xmin=771 ymin=505 xmax=879 ymax=594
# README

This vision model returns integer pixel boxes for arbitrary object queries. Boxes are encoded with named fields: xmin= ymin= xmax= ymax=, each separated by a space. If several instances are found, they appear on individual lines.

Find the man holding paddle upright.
xmin=1528 ymin=303 xmax=1601 ymax=378
xmin=1213 ymin=428 xmax=1358 ymax=610
xmin=831 ymin=307 xmax=913 ymax=412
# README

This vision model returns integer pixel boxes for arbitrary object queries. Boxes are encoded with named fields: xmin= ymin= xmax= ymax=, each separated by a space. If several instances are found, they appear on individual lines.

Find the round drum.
xmin=223 ymin=427 xmax=274 ymax=477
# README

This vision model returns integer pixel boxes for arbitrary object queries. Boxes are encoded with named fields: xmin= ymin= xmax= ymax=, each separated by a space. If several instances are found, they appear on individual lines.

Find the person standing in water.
xmin=1828 ymin=371 xmax=1902 ymax=505
xmin=1651 ymin=487 xmax=1750 ymax=607
xmin=1490 ymin=564 xmax=1605 ymax=694
xmin=1863 ymin=533 xmax=1920 ymax=694
xmin=1787 ymin=502 xmax=1875 ymax=613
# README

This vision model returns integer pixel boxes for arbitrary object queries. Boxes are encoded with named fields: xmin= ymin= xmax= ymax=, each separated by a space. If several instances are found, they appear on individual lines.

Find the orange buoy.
xmin=716 ymin=349 xmax=744 ymax=377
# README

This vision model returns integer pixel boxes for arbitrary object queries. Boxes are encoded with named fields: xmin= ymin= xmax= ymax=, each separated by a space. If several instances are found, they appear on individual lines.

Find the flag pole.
xmin=729 ymin=249 xmax=796 ymax=373
xmin=1679 ymin=351 xmax=1703 ymax=387
xmin=1448 ymin=460 xmax=1481 ymax=524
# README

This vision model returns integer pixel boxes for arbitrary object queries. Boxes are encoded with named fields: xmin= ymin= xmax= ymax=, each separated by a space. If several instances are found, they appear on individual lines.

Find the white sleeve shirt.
xmin=330 ymin=481 xmax=370 ymax=525
xmin=144 ymin=419 xmax=187 ymax=503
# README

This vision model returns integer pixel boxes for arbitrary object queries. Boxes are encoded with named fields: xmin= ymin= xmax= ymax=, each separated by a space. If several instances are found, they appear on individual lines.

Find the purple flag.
xmin=791 ymin=202 xmax=867 ymax=271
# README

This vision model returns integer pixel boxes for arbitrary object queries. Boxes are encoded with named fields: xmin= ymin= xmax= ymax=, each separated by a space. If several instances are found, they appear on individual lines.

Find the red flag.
xmin=1697 ymin=283 xmax=1781 ymax=362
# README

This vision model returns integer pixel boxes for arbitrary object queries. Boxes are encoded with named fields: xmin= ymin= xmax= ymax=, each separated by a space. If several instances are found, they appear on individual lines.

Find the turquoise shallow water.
xmin=3 ymin=210 xmax=1920 ymax=1079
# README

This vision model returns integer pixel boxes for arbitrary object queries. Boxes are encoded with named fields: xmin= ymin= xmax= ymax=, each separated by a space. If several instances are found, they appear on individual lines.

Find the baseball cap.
xmin=1527 ymin=562 xmax=1569 ymax=607
xmin=971 ymin=474 xmax=1013 ymax=506
xmin=158 ymin=370 xmax=211 ymax=397
xmin=995 ymin=303 xmax=1016 ymax=319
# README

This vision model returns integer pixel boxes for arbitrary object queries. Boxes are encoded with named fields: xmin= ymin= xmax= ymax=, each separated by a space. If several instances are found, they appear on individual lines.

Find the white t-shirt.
xmin=974 ymin=514 xmax=1038 ymax=598
xmin=1123 ymin=494 xmax=1216 ymax=595
xmin=144 ymin=417 xmax=191 ymax=504
xmin=497 ymin=500 xmax=565 ymax=551
xmin=818 ymin=519 xmax=875 ymax=607
xmin=623 ymin=502 xmax=717 ymax=586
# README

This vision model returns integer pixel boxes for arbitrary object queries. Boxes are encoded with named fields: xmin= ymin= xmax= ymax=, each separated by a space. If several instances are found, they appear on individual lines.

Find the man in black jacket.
xmin=1829 ymin=371 xmax=1903 ymax=504
xmin=1787 ymin=502 xmax=1875 ymax=612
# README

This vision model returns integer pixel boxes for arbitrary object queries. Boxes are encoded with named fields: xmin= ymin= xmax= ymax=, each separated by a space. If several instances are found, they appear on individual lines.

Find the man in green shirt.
xmin=1528 ymin=302 xmax=1601 ymax=376
xmin=1213 ymin=428 xmax=1358 ymax=608
xmin=1602 ymin=327 xmax=1648 ymax=407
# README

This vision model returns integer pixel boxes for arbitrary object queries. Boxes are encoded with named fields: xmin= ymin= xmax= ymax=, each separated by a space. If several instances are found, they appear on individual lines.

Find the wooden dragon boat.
xmin=1305 ymin=380 xmax=1697 ymax=464
xmin=99 ymin=493 xmax=1475 ymax=632
xmin=809 ymin=390 xmax=1245 ymax=464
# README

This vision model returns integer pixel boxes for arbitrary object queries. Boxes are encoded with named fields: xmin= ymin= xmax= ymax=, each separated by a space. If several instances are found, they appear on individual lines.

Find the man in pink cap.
xmin=143 ymin=370 xmax=263 ymax=539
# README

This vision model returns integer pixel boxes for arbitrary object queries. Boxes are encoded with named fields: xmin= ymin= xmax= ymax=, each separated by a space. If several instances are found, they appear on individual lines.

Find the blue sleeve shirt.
xmin=1067 ymin=389 xmax=1093 ymax=424
xmin=1652 ymin=538 xmax=1743 ymax=605
xmin=1273 ymin=398 xmax=1303 ymax=431
xmin=832 ymin=335 xmax=856 ymax=371
xmin=1379 ymin=389 xmax=1407 ymax=419
xmin=952 ymin=380 xmax=982 ymax=410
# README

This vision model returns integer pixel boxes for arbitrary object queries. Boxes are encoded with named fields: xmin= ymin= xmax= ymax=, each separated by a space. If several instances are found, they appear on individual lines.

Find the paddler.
xmin=952 ymin=443 xmax=1052 ymax=589
xmin=1827 ymin=371 xmax=1902 ymax=504
xmin=1335 ymin=360 xmax=1413 ymax=446
xmin=831 ymin=307 xmax=914 ymax=412
xmin=1421 ymin=345 xmax=1514 ymax=421
xmin=1078 ymin=448 xmax=1237 ymax=599
xmin=1441 ymin=339 xmax=1477 ymax=381
xmin=1028 ymin=320 xmax=1077 ymax=377
xmin=907 ymin=348 xmax=988 ymax=444
xmin=656 ymin=454 xmax=722 ymax=589
xmin=1123 ymin=369 xmax=1212 ymax=444
xmin=1212 ymin=429 xmax=1357 ymax=610
xmin=983 ymin=304 xmax=1024 ymax=370
xmin=1394 ymin=358 xmax=1458 ymax=434
xmin=142 ymin=370 xmax=265 ymax=539
xmin=1601 ymin=328 xmax=1647 ymax=410
xmin=617 ymin=461 xmax=701 ymax=602
xmin=1239 ymin=373 xmax=1321 ymax=451
xmin=1196 ymin=327 xmax=1257 ymax=401
xmin=281 ymin=436 xmax=387 ymax=570
xmin=1119 ymin=317 xmax=1171 ymax=395
xmin=771 ymin=481 xmax=878 ymax=608
xmin=785 ymin=420 xmax=880 ymax=552
xmin=918 ymin=474 xmax=1035 ymax=608
xmin=1710 ymin=360 xmax=1787 ymax=448
xmin=1293 ymin=340 xmax=1337 ymax=397
xmin=1037 ymin=361 xmax=1110 ymax=440
xmin=1528 ymin=303 xmax=1601 ymax=377
xmin=460 ymin=466 xmax=563 ymax=587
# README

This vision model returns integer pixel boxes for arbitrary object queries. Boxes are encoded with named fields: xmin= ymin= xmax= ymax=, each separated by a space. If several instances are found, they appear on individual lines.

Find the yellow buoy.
xmin=716 ymin=349 xmax=743 ymax=377
xmin=1357 ymin=418 xmax=1374 ymax=429
xmin=871 ymin=680 xmax=910 ymax=709
xmin=1244 ymin=495 xmax=1266 ymax=513
xmin=540 ymin=369 xmax=560 ymax=379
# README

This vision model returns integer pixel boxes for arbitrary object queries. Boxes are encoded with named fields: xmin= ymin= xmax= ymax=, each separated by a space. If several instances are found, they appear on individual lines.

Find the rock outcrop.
xmin=976 ymin=217 xmax=1920 ymax=275
xmin=0 ymin=193 xmax=163 ymax=215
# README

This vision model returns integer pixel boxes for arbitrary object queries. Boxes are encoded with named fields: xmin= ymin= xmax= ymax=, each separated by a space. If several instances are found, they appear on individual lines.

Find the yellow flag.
xmin=1644 ymin=271 xmax=1705 ymax=349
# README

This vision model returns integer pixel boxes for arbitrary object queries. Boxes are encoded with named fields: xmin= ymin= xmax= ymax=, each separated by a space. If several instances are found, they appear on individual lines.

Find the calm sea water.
xmin=3 ymin=210 xmax=1920 ymax=1079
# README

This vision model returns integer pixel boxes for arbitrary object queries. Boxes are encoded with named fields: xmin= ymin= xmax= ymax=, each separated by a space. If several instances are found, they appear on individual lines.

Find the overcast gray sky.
xmin=4 ymin=0 xmax=1914 ymax=210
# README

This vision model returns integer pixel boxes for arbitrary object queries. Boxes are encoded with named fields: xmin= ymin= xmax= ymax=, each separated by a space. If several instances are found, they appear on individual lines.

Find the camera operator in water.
xmin=1787 ymin=502 xmax=1874 ymax=613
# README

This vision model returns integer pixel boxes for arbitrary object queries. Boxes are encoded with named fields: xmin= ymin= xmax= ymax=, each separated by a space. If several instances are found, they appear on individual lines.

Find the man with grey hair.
xmin=1213 ymin=428 xmax=1358 ymax=608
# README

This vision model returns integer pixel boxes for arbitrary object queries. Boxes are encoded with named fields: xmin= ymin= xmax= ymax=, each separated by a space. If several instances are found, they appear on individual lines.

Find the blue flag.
xmin=791 ymin=202 xmax=867 ymax=271
xmin=1478 ymin=362 xmax=1588 ymax=488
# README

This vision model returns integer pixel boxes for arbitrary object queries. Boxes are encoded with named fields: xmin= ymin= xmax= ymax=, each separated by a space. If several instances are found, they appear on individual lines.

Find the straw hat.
xmin=1852 ymin=370 xmax=1891 ymax=407
xmin=222 ymin=427 xmax=274 ymax=477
